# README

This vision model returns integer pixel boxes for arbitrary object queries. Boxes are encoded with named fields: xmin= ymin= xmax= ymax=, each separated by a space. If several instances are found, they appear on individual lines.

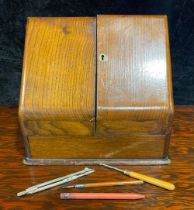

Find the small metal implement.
xmin=17 ymin=167 xmax=94 ymax=197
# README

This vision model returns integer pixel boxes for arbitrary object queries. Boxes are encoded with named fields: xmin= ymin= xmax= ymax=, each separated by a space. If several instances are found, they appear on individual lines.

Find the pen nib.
xmin=62 ymin=185 xmax=74 ymax=189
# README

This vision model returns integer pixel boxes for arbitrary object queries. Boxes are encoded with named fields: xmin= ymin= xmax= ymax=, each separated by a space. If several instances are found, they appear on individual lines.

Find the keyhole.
xmin=99 ymin=53 xmax=108 ymax=62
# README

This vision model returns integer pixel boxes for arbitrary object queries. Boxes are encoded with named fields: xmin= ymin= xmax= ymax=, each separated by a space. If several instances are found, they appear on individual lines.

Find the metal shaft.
xmin=100 ymin=164 xmax=126 ymax=173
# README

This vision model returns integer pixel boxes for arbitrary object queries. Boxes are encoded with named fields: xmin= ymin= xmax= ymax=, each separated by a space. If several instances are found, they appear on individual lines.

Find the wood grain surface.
xmin=19 ymin=17 xmax=96 ymax=136
xmin=28 ymin=135 xmax=165 ymax=159
xmin=19 ymin=16 xmax=174 ymax=161
xmin=97 ymin=15 xmax=174 ymax=135
xmin=0 ymin=106 xmax=194 ymax=209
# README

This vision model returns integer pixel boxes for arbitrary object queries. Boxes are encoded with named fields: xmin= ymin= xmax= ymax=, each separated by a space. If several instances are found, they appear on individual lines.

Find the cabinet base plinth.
xmin=23 ymin=157 xmax=171 ymax=165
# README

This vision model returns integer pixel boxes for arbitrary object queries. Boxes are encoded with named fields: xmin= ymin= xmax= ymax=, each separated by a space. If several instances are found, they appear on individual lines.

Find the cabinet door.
xmin=96 ymin=15 xmax=173 ymax=136
xmin=19 ymin=17 xmax=96 ymax=137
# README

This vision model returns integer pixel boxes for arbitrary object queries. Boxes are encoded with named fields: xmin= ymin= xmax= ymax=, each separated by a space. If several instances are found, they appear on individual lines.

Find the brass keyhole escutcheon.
xmin=99 ymin=53 xmax=108 ymax=62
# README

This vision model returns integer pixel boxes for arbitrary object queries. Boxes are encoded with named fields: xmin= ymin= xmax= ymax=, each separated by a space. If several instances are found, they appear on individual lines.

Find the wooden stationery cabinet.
xmin=19 ymin=15 xmax=174 ymax=165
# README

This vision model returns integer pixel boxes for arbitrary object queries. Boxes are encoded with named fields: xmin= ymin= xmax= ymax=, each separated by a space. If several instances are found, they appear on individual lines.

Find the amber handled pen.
xmin=101 ymin=164 xmax=175 ymax=191
xmin=63 ymin=180 xmax=143 ymax=188
xmin=60 ymin=193 xmax=145 ymax=200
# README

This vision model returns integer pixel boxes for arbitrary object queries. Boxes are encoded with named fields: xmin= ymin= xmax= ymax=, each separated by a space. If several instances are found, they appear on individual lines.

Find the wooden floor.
xmin=0 ymin=106 xmax=194 ymax=209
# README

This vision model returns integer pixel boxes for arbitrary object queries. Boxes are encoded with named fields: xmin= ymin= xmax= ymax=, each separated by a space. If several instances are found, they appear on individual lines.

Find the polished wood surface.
xmin=0 ymin=106 xmax=194 ymax=209
xmin=97 ymin=15 xmax=173 ymax=135
xmin=19 ymin=17 xmax=96 ymax=136
xmin=19 ymin=16 xmax=173 ymax=161
xmin=29 ymin=135 xmax=165 ymax=159
xmin=23 ymin=120 xmax=92 ymax=136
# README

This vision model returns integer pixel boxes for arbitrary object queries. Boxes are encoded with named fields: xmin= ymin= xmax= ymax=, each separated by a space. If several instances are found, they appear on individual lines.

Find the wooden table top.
xmin=0 ymin=106 xmax=194 ymax=209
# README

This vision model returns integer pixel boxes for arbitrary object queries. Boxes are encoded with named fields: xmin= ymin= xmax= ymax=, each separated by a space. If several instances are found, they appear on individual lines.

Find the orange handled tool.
xmin=101 ymin=164 xmax=175 ymax=191
xmin=63 ymin=180 xmax=143 ymax=188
